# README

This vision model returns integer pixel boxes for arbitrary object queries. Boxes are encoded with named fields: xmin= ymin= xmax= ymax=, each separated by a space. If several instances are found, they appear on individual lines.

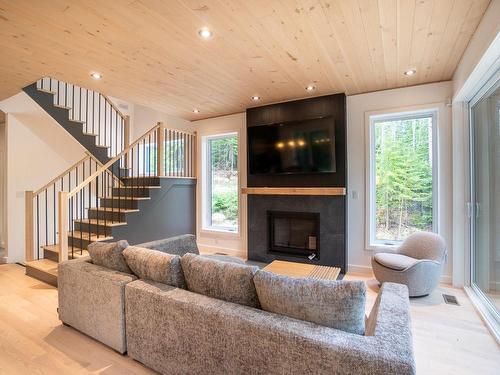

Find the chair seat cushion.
xmin=373 ymin=253 xmax=418 ymax=271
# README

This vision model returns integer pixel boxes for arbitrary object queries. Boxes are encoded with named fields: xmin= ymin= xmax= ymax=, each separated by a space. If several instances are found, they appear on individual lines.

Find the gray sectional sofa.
xmin=58 ymin=235 xmax=416 ymax=375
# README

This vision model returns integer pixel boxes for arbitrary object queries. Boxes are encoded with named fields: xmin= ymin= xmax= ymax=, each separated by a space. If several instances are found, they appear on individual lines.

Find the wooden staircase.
xmin=23 ymin=77 xmax=196 ymax=287
xmin=25 ymin=178 xmax=162 ymax=287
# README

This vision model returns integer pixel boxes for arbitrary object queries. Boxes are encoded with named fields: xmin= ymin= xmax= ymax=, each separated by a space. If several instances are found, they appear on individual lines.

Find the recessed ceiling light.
xmin=306 ymin=84 xmax=316 ymax=91
xmin=251 ymin=95 xmax=261 ymax=101
xmin=193 ymin=108 xmax=200 ymax=113
xmin=90 ymin=72 xmax=102 ymax=80
xmin=198 ymin=28 xmax=213 ymax=39
xmin=404 ymin=69 xmax=416 ymax=76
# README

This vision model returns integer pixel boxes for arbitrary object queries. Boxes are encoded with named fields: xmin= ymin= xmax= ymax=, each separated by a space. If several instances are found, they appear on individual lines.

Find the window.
xmin=203 ymin=133 xmax=239 ymax=233
xmin=368 ymin=110 xmax=437 ymax=248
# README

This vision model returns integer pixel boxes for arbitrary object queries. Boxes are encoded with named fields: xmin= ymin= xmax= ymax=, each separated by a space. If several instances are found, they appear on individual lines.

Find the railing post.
xmin=124 ymin=115 xmax=131 ymax=169
xmin=157 ymin=122 xmax=165 ymax=177
xmin=25 ymin=191 xmax=34 ymax=262
xmin=58 ymin=192 xmax=69 ymax=262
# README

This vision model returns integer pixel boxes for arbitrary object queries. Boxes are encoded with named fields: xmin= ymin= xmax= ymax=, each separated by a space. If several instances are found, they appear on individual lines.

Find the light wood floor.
xmin=0 ymin=264 xmax=499 ymax=374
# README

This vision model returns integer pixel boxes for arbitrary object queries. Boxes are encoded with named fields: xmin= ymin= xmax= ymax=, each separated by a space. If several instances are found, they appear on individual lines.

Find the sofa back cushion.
xmin=253 ymin=270 xmax=366 ymax=335
xmin=136 ymin=234 xmax=199 ymax=256
xmin=87 ymin=240 xmax=131 ymax=274
xmin=180 ymin=253 xmax=260 ymax=308
xmin=123 ymin=246 xmax=185 ymax=288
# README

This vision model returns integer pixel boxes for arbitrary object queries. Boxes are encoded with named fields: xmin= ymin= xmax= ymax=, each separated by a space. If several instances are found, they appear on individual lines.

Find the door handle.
xmin=476 ymin=202 xmax=480 ymax=218
xmin=466 ymin=202 xmax=472 ymax=218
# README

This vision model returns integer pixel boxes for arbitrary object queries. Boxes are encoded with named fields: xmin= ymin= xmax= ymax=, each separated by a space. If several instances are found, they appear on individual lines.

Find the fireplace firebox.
xmin=268 ymin=211 xmax=320 ymax=259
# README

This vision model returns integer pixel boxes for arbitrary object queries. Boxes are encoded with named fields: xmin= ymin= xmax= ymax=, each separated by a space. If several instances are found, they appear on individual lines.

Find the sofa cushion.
xmin=253 ymin=270 xmax=366 ymax=335
xmin=180 ymin=253 xmax=260 ymax=308
xmin=373 ymin=253 xmax=418 ymax=271
xmin=87 ymin=240 xmax=131 ymax=274
xmin=123 ymin=246 xmax=185 ymax=288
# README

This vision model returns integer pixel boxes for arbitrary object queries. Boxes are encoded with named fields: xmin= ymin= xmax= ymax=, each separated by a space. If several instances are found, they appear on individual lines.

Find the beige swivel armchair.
xmin=371 ymin=231 xmax=447 ymax=297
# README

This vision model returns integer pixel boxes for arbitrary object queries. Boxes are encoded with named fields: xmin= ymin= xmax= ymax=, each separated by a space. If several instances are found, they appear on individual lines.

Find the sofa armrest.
xmin=136 ymin=234 xmax=199 ymax=256
xmin=58 ymin=257 xmax=137 ymax=353
xmin=366 ymin=283 xmax=415 ymax=371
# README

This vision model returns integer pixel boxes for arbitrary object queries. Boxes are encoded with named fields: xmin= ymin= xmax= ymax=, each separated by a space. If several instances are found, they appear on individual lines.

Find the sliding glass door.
xmin=469 ymin=75 xmax=500 ymax=328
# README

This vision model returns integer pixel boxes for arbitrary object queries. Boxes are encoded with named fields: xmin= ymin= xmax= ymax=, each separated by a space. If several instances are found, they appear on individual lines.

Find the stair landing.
xmin=25 ymin=259 xmax=58 ymax=287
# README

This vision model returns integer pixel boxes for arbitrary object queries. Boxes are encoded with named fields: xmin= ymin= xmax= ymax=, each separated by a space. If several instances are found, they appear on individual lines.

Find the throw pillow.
xmin=87 ymin=240 xmax=131 ymax=274
xmin=253 ymin=270 xmax=366 ymax=335
xmin=123 ymin=246 xmax=185 ymax=288
xmin=180 ymin=253 xmax=260 ymax=308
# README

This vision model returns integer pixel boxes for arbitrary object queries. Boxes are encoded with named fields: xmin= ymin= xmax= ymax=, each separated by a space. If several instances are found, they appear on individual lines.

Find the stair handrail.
xmin=39 ymin=76 xmax=128 ymax=121
xmin=36 ymin=77 xmax=130 ymax=158
xmin=32 ymin=152 xmax=120 ymax=196
xmin=25 ymin=152 xmax=120 ymax=263
xmin=33 ymin=154 xmax=91 ymax=197
xmin=67 ymin=124 xmax=160 ymax=198
xmin=56 ymin=122 xmax=196 ymax=262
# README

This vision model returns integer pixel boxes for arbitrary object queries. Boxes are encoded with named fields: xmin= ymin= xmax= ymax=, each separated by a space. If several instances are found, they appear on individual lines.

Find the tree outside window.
xmin=205 ymin=134 xmax=238 ymax=232
xmin=371 ymin=112 xmax=436 ymax=244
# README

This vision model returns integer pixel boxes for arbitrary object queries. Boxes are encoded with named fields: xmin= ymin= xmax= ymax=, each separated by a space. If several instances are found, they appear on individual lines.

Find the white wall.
xmin=0 ymin=92 xmax=86 ymax=263
xmin=347 ymin=82 xmax=453 ymax=281
xmin=193 ymin=113 xmax=247 ymax=257
xmin=132 ymin=104 xmax=194 ymax=141
xmin=453 ymin=0 xmax=500 ymax=100
xmin=109 ymin=97 xmax=194 ymax=142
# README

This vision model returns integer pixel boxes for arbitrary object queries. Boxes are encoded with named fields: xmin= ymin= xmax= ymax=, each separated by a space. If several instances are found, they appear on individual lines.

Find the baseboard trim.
xmin=347 ymin=264 xmax=373 ymax=275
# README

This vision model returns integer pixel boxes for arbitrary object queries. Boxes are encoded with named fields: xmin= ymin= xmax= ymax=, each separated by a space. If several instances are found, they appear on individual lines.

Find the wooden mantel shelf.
xmin=241 ymin=187 xmax=346 ymax=196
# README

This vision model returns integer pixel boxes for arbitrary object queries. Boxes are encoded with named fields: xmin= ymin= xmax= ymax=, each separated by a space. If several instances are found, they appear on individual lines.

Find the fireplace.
xmin=246 ymin=94 xmax=347 ymax=272
xmin=268 ymin=211 xmax=320 ymax=259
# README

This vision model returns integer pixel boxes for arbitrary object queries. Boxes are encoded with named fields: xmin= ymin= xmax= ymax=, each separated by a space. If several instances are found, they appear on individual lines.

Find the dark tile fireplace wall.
xmin=249 ymin=195 xmax=346 ymax=269
xmin=246 ymin=94 xmax=347 ymax=273
xmin=268 ymin=211 xmax=320 ymax=257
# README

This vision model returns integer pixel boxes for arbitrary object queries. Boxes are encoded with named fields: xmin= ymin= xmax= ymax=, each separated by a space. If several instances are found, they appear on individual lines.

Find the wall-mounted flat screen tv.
xmin=248 ymin=117 xmax=336 ymax=175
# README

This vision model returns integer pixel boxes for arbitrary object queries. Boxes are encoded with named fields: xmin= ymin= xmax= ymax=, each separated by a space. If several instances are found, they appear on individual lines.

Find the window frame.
xmin=201 ymin=132 xmax=240 ymax=234
xmin=366 ymin=108 xmax=439 ymax=251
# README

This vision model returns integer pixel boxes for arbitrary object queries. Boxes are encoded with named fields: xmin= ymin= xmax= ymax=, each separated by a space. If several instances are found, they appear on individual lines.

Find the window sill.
xmin=200 ymin=228 xmax=240 ymax=239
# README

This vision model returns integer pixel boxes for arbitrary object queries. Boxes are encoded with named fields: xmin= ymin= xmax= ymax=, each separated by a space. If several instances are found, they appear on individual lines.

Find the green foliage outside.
xmin=210 ymin=136 xmax=238 ymax=228
xmin=374 ymin=117 xmax=433 ymax=241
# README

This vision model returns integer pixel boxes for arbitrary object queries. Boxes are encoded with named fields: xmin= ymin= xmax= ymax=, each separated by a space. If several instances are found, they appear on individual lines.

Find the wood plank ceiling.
xmin=0 ymin=0 xmax=491 ymax=120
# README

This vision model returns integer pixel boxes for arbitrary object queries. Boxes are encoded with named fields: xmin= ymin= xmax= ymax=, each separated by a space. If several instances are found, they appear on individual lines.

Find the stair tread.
xmin=116 ymin=186 xmax=161 ymax=189
xmin=68 ymin=231 xmax=113 ymax=241
xmin=88 ymin=207 xmax=139 ymax=213
xmin=69 ymin=119 xmax=85 ymax=124
xmin=95 ymin=144 xmax=110 ymax=149
xmin=42 ymin=244 xmax=89 ymax=258
xmin=82 ymin=132 xmax=98 ymax=137
xmin=53 ymin=104 xmax=71 ymax=110
xmin=25 ymin=259 xmax=58 ymax=276
xmin=37 ymin=88 xmax=56 ymax=95
xmin=74 ymin=218 xmax=127 ymax=227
